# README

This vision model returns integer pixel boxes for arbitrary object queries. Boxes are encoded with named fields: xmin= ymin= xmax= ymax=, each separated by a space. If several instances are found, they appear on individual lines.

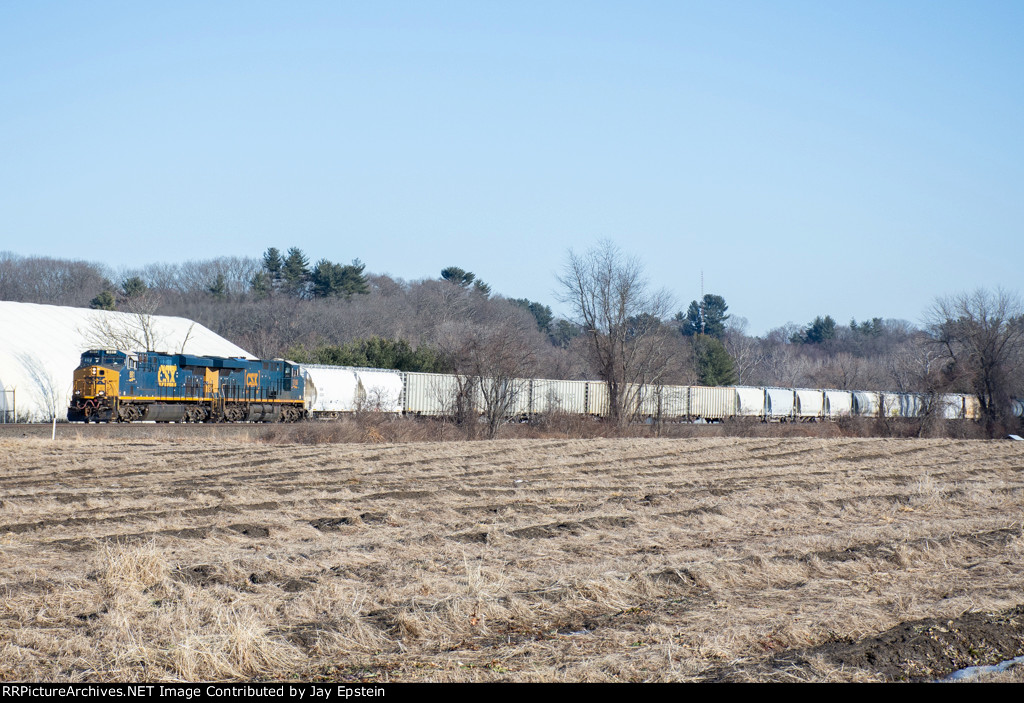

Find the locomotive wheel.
xmin=117 ymin=404 xmax=144 ymax=423
xmin=185 ymin=406 xmax=209 ymax=423
xmin=224 ymin=404 xmax=247 ymax=422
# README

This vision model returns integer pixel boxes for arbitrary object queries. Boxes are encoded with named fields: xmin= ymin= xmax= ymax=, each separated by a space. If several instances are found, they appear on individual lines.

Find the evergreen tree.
xmin=442 ymin=266 xmax=489 ymax=295
xmin=850 ymin=317 xmax=884 ymax=337
xmin=549 ymin=319 xmax=582 ymax=348
xmin=511 ymin=299 xmax=554 ymax=334
xmin=311 ymin=259 xmax=370 ymax=299
xmin=792 ymin=315 xmax=837 ymax=344
xmin=89 ymin=290 xmax=116 ymax=310
xmin=676 ymin=301 xmax=701 ymax=336
xmin=692 ymin=335 xmax=738 ymax=386
xmin=262 ymin=247 xmax=284 ymax=282
xmin=441 ymin=266 xmax=475 ymax=287
xmin=250 ymin=270 xmax=272 ymax=298
xmin=282 ymin=247 xmax=310 ymax=297
xmin=208 ymin=273 xmax=227 ymax=300
xmin=338 ymin=259 xmax=369 ymax=297
xmin=121 ymin=276 xmax=147 ymax=299
xmin=806 ymin=315 xmax=837 ymax=344
xmin=290 ymin=337 xmax=450 ymax=373
xmin=677 ymin=294 xmax=729 ymax=338
xmin=473 ymin=279 xmax=491 ymax=297
xmin=627 ymin=313 xmax=663 ymax=339
xmin=310 ymin=259 xmax=342 ymax=298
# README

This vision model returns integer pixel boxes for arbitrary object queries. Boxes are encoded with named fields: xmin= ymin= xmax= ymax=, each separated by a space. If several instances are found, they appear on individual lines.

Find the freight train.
xmin=69 ymin=350 xmax=1015 ymax=424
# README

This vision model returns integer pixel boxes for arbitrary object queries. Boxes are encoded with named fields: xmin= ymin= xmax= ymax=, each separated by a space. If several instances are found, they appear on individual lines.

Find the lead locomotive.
xmin=68 ymin=350 xmax=306 ymax=423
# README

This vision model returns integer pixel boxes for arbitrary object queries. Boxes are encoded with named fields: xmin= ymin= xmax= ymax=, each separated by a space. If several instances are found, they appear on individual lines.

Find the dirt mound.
xmin=709 ymin=605 xmax=1024 ymax=682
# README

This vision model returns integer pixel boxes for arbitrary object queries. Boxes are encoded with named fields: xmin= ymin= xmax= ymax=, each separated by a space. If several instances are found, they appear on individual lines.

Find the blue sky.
xmin=1 ymin=1 xmax=1021 ymax=334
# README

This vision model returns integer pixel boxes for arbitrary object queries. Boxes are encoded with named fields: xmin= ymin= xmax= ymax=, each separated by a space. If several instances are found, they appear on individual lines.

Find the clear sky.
xmin=2 ymin=1 xmax=1021 ymax=334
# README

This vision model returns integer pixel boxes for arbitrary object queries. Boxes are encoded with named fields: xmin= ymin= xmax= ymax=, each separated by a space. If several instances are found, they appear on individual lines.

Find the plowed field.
xmin=1 ymin=437 xmax=1022 ymax=682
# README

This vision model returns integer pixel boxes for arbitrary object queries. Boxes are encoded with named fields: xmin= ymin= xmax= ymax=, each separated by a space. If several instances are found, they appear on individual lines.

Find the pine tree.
xmin=311 ymin=259 xmax=369 ymax=298
xmin=511 ymin=299 xmax=554 ymax=334
xmin=692 ymin=335 xmax=738 ymax=386
xmin=282 ymin=247 xmax=310 ymax=297
xmin=121 ymin=276 xmax=147 ymax=299
xmin=441 ymin=266 xmax=476 ymax=287
xmin=262 ymin=247 xmax=284 ymax=282
xmin=473 ymin=279 xmax=491 ymax=297
xmin=250 ymin=271 xmax=272 ymax=298
xmin=311 ymin=259 xmax=341 ymax=298
xmin=208 ymin=273 xmax=227 ymax=300
xmin=792 ymin=315 xmax=837 ymax=344
xmin=678 ymin=294 xmax=729 ymax=339
xmin=338 ymin=259 xmax=369 ymax=297
xmin=89 ymin=290 xmax=117 ymax=310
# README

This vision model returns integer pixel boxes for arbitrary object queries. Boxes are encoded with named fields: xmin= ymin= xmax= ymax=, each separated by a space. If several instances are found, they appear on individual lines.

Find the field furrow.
xmin=1 ymin=436 xmax=1022 ymax=682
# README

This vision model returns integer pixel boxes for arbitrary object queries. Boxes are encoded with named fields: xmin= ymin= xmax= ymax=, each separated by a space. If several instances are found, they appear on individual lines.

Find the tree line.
xmin=1 ymin=244 xmax=1022 ymax=436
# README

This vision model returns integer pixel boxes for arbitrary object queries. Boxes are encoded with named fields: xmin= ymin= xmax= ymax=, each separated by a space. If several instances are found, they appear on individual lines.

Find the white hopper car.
xmin=298 ymin=364 xmax=985 ymax=422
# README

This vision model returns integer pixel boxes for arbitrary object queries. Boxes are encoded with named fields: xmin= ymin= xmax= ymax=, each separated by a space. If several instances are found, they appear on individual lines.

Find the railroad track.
xmin=0 ymin=422 xmax=266 ymax=439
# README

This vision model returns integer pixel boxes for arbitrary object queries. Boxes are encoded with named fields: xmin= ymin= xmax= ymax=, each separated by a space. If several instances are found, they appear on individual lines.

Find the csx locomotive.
xmin=69 ymin=350 xmax=306 ymax=423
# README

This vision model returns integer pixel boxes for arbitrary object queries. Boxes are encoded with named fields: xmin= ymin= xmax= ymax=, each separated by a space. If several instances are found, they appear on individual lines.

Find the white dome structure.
xmin=0 ymin=301 xmax=252 ymax=421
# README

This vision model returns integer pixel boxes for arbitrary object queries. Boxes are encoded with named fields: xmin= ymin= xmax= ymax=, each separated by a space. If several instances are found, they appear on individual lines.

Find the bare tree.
xmin=884 ymin=335 xmax=953 ymax=436
xmin=176 ymin=322 xmax=197 ymax=354
xmin=437 ymin=314 xmax=537 ymax=439
xmin=470 ymin=322 xmax=535 ymax=439
xmin=927 ymin=288 xmax=1024 ymax=437
xmin=722 ymin=317 xmax=767 ymax=385
xmin=808 ymin=352 xmax=869 ymax=390
xmin=557 ymin=241 xmax=674 ymax=426
xmin=81 ymin=293 xmax=167 ymax=352
xmin=0 ymin=252 xmax=111 ymax=307
xmin=17 ymin=353 xmax=65 ymax=421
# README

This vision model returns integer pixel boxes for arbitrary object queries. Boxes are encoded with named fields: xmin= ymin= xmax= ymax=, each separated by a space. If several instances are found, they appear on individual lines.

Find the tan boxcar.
xmin=403 ymin=372 xmax=462 ymax=415
xmin=635 ymin=384 xmax=690 ymax=419
xmin=531 ymin=379 xmax=589 ymax=415
xmin=963 ymin=394 xmax=982 ymax=420
xmin=585 ymin=381 xmax=610 ymax=416
xmin=474 ymin=377 xmax=532 ymax=416
xmin=689 ymin=386 xmax=736 ymax=420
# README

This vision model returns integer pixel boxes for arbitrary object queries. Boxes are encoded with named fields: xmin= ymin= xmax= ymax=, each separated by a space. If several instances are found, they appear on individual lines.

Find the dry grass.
xmin=255 ymin=414 xmax=991 ymax=444
xmin=0 ymin=436 xmax=1022 ymax=681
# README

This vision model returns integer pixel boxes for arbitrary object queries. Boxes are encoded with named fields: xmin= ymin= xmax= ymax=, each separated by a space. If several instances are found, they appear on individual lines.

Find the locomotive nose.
xmin=73 ymin=365 xmax=118 ymax=398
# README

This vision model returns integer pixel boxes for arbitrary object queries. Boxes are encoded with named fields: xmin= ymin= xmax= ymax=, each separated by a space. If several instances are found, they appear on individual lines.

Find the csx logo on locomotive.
xmin=157 ymin=365 xmax=176 ymax=387
xmin=246 ymin=372 xmax=259 ymax=387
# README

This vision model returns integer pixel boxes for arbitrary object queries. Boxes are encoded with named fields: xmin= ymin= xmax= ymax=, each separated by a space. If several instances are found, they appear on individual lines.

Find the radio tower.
xmin=700 ymin=270 xmax=705 ymax=335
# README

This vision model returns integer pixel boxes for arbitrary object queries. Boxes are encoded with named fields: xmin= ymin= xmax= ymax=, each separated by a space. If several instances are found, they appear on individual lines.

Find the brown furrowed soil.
xmin=1 ymin=436 xmax=1022 ymax=682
